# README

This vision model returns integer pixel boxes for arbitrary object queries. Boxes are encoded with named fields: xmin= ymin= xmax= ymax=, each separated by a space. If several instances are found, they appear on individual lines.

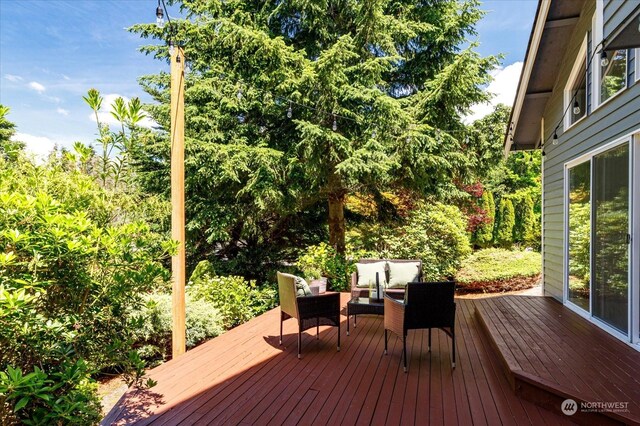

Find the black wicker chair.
xmin=384 ymin=281 xmax=456 ymax=372
xmin=277 ymin=272 xmax=341 ymax=359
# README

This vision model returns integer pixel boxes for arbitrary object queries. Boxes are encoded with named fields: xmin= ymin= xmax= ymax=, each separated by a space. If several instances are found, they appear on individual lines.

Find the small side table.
xmin=346 ymin=297 xmax=384 ymax=335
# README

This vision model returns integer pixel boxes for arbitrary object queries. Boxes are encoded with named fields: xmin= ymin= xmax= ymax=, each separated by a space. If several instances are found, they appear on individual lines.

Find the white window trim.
xmin=591 ymin=1 xmax=603 ymax=109
xmin=564 ymin=36 xmax=588 ymax=131
xmin=636 ymin=48 xmax=640 ymax=83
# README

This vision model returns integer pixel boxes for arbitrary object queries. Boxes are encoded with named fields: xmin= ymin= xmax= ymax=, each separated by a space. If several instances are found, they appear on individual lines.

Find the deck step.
xmin=474 ymin=296 xmax=640 ymax=426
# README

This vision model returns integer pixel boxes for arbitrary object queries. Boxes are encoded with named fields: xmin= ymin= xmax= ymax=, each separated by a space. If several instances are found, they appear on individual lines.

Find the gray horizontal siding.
xmin=541 ymin=0 xmax=640 ymax=302
xmin=604 ymin=0 xmax=638 ymax=41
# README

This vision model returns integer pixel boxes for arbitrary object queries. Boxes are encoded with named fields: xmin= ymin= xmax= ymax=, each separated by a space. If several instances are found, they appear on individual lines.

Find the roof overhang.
xmin=504 ymin=0 xmax=584 ymax=154
xmin=604 ymin=4 xmax=640 ymax=51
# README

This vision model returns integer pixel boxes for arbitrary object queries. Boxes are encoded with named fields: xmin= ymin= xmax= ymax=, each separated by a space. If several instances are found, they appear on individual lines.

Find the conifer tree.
xmin=132 ymin=0 xmax=498 ymax=258
xmin=495 ymin=197 xmax=515 ymax=248
xmin=474 ymin=190 xmax=495 ymax=248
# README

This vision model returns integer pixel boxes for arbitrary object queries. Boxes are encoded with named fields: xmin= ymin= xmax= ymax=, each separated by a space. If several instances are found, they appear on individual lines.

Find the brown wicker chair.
xmin=351 ymin=259 xmax=423 ymax=298
xmin=384 ymin=282 xmax=456 ymax=372
xmin=277 ymin=272 xmax=341 ymax=359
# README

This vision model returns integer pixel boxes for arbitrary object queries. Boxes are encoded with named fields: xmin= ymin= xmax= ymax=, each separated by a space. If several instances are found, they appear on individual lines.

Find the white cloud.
xmin=56 ymin=107 xmax=69 ymax=116
xmin=89 ymin=93 xmax=157 ymax=129
xmin=465 ymin=61 xmax=523 ymax=123
xmin=4 ymin=74 xmax=23 ymax=82
xmin=62 ymin=74 xmax=71 ymax=81
xmin=12 ymin=132 xmax=56 ymax=159
xmin=28 ymin=81 xmax=46 ymax=93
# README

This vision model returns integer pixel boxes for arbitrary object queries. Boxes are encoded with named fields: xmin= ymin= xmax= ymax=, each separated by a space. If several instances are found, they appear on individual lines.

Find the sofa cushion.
xmin=295 ymin=276 xmax=313 ymax=297
xmin=355 ymin=262 xmax=387 ymax=288
xmin=387 ymin=261 xmax=421 ymax=288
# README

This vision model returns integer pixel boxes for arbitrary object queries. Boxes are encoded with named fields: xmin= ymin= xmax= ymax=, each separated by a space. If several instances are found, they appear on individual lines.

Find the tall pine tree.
xmin=131 ymin=0 xmax=498 ymax=262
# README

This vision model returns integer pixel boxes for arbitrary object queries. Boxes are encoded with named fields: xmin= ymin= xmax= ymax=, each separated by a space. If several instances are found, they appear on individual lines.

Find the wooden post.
xmin=170 ymin=44 xmax=186 ymax=359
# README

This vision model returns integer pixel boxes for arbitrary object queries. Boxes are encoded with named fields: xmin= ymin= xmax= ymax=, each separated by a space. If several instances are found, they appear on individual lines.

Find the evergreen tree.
xmin=495 ymin=197 xmax=515 ymax=248
xmin=0 ymin=105 xmax=24 ymax=161
xmin=514 ymin=191 xmax=536 ymax=246
xmin=131 ymin=0 xmax=498 ymax=260
xmin=474 ymin=189 xmax=495 ymax=248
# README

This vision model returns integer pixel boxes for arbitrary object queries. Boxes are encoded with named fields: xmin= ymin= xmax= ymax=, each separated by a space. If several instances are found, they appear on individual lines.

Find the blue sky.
xmin=0 ymin=0 xmax=538 ymax=155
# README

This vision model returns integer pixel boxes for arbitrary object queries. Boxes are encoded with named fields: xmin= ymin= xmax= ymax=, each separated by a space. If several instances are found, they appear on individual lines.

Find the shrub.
xmin=381 ymin=202 xmax=471 ymax=280
xmin=513 ymin=190 xmax=538 ymax=247
xmin=130 ymin=293 xmax=224 ymax=363
xmin=187 ymin=265 xmax=277 ymax=329
xmin=494 ymin=197 xmax=515 ymax=248
xmin=296 ymin=242 xmax=367 ymax=292
xmin=473 ymin=190 xmax=495 ymax=248
xmin=0 ymin=157 xmax=171 ymax=422
xmin=455 ymin=248 xmax=541 ymax=292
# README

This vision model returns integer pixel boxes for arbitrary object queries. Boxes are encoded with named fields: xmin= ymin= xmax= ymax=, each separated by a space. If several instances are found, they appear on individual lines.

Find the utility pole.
xmin=170 ymin=44 xmax=186 ymax=358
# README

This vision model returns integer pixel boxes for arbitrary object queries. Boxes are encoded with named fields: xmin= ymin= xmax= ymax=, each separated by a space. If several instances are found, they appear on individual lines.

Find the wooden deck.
xmin=102 ymin=294 xmax=580 ymax=425
xmin=475 ymin=296 xmax=640 ymax=425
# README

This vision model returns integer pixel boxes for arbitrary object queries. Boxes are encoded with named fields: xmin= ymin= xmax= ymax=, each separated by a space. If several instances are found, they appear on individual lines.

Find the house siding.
xmin=603 ymin=0 xmax=638 ymax=41
xmin=542 ymin=0 xmax=640 ymax=301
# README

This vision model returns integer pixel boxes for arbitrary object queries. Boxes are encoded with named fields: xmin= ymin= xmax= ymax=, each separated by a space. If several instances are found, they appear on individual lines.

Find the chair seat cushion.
xmin=388 ymin=261 xmax=421 ymax=288
xmin=355 ymin=262 xmax=387 ymax=288
xmin=295 ymin=276 xmax=313 ymax=297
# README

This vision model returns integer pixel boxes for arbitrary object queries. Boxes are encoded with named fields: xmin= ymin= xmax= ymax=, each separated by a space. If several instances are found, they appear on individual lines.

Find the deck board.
xmin=103 ymin=294 xmax=575 ymax=426
xmin=475 ymin=295 xmax=640 ymax=425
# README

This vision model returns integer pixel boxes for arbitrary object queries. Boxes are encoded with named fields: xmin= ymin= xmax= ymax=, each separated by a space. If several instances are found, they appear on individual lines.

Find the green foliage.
xmin=296 ymin=242 xmax=367 ymax=292
xmin=382 ymin=202 xmax=471 ymax=280
xmin=0 ymin=155 xmax=171 ymax=422
xmin=0 ymin=362 xmax=102 ymax=426
xmin=473 ymin=190 xmax=495 ymax=248
xmin=187 ymin=264 xmax=277 ymax=329
xmin=130 ymin=0 xmax=499 ymax=262
xmin=0 ymin=105 xmax=24 ymax=161
xmin=494 ymin=197 xmax=515 ymax=248
xmin=455 ymin=248 xmax=541 ymax=284
xmin=130 ymin=293 xmax=224 ymax=363
xmin=513 ymin=190 xmax=538 ymax=247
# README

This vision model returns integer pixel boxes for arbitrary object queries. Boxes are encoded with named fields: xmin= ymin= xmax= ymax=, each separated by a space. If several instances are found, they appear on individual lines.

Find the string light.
xmin=155 ymin=0 xmax=164 ymax=28
xmin=600 ymin=50 xmax=609 ymax=67
xmin=332 ymin=115 xmax=337 ymax=131
xmin=572 ymin=99 xmax=581 ymax=115
xmin=552 ymin=129 xmax=558 ymax=145
xmin=287 ymin=102 xmax=292 ymax=118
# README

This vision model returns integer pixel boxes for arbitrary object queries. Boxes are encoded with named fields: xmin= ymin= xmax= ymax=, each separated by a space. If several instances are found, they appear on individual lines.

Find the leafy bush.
xmin=187 ymin=264 xmax=277 ymax=329
xmin=381 ymin=202 xmax=471 ymax=280
xmin=455 ymin=248 xmax=541 ymax=291
xmin=296 ymin=242 xmax=367 ymax=292
xmin=0 ymin=156 xmax=171 ymax=423
xmin=130 ymin=293 xmax=224 ymax=363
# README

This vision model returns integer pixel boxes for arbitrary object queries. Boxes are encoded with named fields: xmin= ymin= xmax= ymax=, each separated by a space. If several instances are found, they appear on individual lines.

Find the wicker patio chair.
xmin=384 ymin=281 xmax=456 ymax=372
xmin=277 ymin=272 xmax=341 ymax=359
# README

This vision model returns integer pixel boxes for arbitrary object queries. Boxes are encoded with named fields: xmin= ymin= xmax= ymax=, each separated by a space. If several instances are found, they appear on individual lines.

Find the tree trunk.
xmin=328 ymin=192 xmax=346 ymax=255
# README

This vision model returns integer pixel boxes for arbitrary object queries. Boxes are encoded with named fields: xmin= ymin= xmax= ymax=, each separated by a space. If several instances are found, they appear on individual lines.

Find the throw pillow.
xmin=387 ymin=261 xmax=421 ymax=288
xmin=295 ymin=276 xmax=313 ymax=297
xmin=355 ymin=262 xmax=387 ymax=288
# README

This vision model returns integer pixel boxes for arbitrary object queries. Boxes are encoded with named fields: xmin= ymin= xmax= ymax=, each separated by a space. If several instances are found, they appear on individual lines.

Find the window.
xmin=565 ymin=38 xmax=587 ymax=129
xmin=600 ymin=49 xmax=627 ymax=103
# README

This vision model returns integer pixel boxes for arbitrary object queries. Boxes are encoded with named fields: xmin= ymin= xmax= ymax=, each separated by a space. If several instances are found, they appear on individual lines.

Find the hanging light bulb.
xmin=287 ymin=102 xmax=292 ymax=118
xmin=552 ymin=130 xmax=558 ymax=145
xmin=169 ymin=42 xmax=175 ymax=57
xmin=573 ymin=99 xmax=581 ymax=115
xmin=332 ymin=115 xmax=337 ymax=131
xmin=600 ymin=50 xmax=609 ymax=67
xmin=156 ymin=1 xmax=164 ymax=28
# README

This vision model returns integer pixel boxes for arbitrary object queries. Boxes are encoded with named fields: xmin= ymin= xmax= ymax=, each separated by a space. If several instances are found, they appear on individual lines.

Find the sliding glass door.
xmin=566 ymin=141 xmax=631 ymax=337
xmin=592 ymin=143 xmax=629 ymax=334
